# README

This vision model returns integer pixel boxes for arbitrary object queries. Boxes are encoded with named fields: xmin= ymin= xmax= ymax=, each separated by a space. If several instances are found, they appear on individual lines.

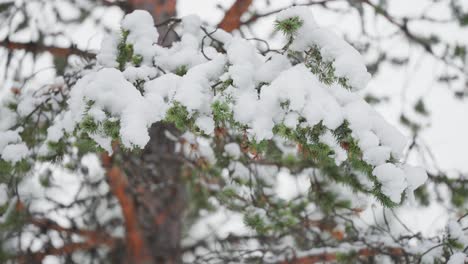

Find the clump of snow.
xmin=448 ymin=220 xmax=468 ymax=246
xmin=97 ymin=34 xmax=119 ymax=68
xmin=67 ymin=68 xmax=163 ymax=149
xmin=224 ymin=143 xmax=241 ymax=159
xmin=0 ymin=101 xmax=17 ymax=131
xmin=178 ymin=132 xmax=216 ymax=165
xmin=0 ymin=129 xmax=29 ymax=164
xmin=371 ymin=116 xmax=407 ymax=159
xmin=225 ymin=37 xmax=263 ymax=91
xmin=448 ymin=252 xmax=467 ymax=264
xmin=403 ymin=164 xmax=428 ymax=203
xmin=363 ymin=146 xmax=391 ymax=166
xmin=275 ymin=169 xmax=310 ymax=200
xmin=355 ymin=130 xmax=379 ymax=150
xmin=255 ymin=54 xmax=291 ymax=84
xmin=372 ymin=163 xmax=407 ymax=203
xmin=46 ymin=123 xmax=65 ymax=142
xmin=319 ymin=130 xmax=346 ymax=165
xmin=123 ymin=65 xmax=158 ymax=83
xmin=16 ymin=92 xmax=42 ymax=117
xmin=173 ymin=53 xmax=226 ymax=114
xmin=276 ymin=7 xmax=371 ymax=90
xmin=195 ymin=116 xmax=215 ymax=135
xmin=248 ymin=64 xmax=343 ymax=140
xmin=0 ymin=184 xmax=8 ymax=206
xmin=343 ymin=99 xmax=407 ymax=159
xmin=155 ymin=36 xmax=206 ymax=71
xmin=1 ymin=143 xmax=29 ymax=164
xmin=120 ymin=10 xmax=159 ymax=65
xmin=181 ymin=15 xmax=202 ymax=36
xmin=89 ymin=133 xmax=113 ymax=154
xmin=0 ymin=130 xmax=22 ymax=151
xmin=372 ymin=163 xmax=428 ymax=204
xmin=465 ymin=51 xmax=468 ymax=75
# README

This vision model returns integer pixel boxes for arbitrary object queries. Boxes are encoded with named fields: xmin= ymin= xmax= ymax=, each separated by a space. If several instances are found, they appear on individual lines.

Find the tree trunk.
xmin=119 ymin=1 xmax=184 ymax=263
xmin=112 ymin=1 xmax=251 ymax=262
xmin=122 ymin=124 xmax=185 ymax=264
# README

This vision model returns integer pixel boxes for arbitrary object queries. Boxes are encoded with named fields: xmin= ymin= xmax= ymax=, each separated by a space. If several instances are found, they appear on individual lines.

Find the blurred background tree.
xmin=0 ymin=0 xmax=467 ymax=263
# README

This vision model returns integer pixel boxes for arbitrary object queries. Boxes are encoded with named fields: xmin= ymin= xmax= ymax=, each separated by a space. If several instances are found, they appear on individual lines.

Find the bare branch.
xmin=0 ymin=40 xmax=95 ymax=59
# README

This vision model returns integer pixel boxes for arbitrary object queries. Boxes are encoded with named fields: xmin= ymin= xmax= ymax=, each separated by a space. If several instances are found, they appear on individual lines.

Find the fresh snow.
xmin=1 ymin=143 xmax=29 ymax=164
xmin=224 ymin=143 xmax=241 ymax=159
xmin=448 ymin=252 xmax=467 ymax=264
xmin=276 ymin=7 xmax=371 ymax=90
xmin=121 ymin=10 xmax=159 ymax=65
xmin=372 ymin=163 xmax=407 ymax=203
xmin=0 ymin=184 xmax=7 ymax=206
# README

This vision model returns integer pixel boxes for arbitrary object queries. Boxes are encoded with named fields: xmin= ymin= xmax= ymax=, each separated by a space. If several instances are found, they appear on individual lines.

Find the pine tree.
xmin=0 ymin=1 xmax=467 ymax=264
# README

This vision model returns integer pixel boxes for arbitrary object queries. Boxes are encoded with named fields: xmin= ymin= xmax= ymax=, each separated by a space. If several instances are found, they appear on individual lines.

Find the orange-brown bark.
xmin=0 ymin=40 xmax=94 ymax=58
xmin=218 ymin=0 xmax=253 ymax=32
xmin=102 ymin=151 xmax=152 ymax=263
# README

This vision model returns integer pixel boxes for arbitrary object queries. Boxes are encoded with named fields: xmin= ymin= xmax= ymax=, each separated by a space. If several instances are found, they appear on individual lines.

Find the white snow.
xmin=355 ymin=130 xmax=380 ymax=150
xmin=448 ymin=252 xmax=467 ymax=264
xmin=0 ymin=102 xmax=17 ymax=131
xmin=275 ymin=169 xmax=310 ymax=200
xmin=319 ymin=130 xmax=347 ymax=165
xmin=0 ymin=183 xmax=8 ymax=206
xmin=372 ymin=163 xmax=407 ymax=203
xmin=255 ymin=54 xmax=291 ymax=84
xmin=195 ymin=115 xmax=215 ymax=135
xmin=276 ymin=7 xmax=371 ymax=90
xmin=0 ymin=130 xmax=21 ymax=151
xmin=120 ymin=10 xmax=159 ymax=65
xmin=363 ymin=146 xmax=391 ymax=166
xmin=179 ymin=132 xmax=217 ymax=165
xmin=174 ymin=53 xmax=226 ymax=113
xmin=17 ymin=93 xmax=41 ymax=117
xmin=403 ymin=164 xmax=428 ymax=203
xmin=123 ymin=65 xmax=158 ymax=83
xmin=1 ymin=143 xmax=29 ymax=164
xmin=224 ymin=143 xmax=241 ymax=159
xmin=97 ymin=34 xmax=119 ymax=68
xmin=448 ymin=220 xmax=468 ymax=246
xmin=67 ymin=68 xmax=158 ymax=149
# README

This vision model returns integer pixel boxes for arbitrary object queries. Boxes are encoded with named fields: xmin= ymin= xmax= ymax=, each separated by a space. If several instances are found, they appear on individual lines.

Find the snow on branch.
xmin=0 ymin=7 xmax=427 ymax=208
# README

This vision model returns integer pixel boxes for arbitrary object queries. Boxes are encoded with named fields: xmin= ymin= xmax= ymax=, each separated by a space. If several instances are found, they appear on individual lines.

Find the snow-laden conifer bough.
xmin=0 ymin=6 xmax=467 ymax=264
